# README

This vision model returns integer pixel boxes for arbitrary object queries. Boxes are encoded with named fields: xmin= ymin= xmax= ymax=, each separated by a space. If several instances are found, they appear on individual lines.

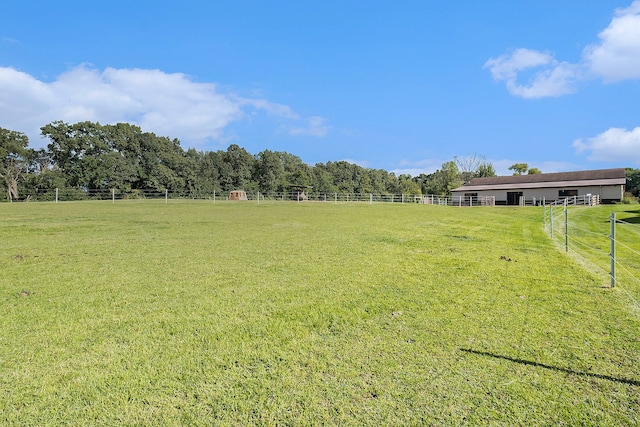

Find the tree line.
xmin=2 ymin=121 xmax=637 ymax=201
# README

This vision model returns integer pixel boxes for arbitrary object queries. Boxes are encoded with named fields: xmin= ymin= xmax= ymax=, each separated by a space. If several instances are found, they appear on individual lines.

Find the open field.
xmin=1 ymin=201 xmax=639 ymax=425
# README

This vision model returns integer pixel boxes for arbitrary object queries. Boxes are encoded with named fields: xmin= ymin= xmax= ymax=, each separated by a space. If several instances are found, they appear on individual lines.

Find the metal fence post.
xmin=610 ymin=212 xmax=616 ymax=288
xmin=564 ymin=201 xmax=568 ymax=252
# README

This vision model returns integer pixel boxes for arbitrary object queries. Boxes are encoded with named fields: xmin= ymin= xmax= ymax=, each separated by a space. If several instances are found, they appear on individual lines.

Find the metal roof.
xmin=452 ymin=168 xmax=626 ymax=192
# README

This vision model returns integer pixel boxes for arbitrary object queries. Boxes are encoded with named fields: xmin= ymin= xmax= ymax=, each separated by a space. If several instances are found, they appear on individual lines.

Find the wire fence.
xmin=544 ymin=201 xmax=640 ymax=312
xmin=12 ymin=188 xmax=501 ymax=205
xmin=14 ymin=188 xmax=605 ymax=207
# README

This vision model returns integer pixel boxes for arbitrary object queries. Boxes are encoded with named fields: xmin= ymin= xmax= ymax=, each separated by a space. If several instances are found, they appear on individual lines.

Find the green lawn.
xmin=1 ymin=201 xmax=638 ymax=426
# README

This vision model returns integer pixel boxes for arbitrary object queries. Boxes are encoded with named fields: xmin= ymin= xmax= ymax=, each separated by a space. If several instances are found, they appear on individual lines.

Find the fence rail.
xmin=12 ymin=188 xmax=602 ymax=207
xmin=544 ymin=202 xmax=640 ymax=311
xmin=9 ymin=188 xmax=502 ymax=205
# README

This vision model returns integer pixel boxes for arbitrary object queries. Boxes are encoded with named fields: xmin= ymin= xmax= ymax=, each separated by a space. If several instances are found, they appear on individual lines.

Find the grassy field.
xmin=549 ymin=204 xmax=640 ymax=299
xmin=1 ymin=201 xmax=639 ymax=426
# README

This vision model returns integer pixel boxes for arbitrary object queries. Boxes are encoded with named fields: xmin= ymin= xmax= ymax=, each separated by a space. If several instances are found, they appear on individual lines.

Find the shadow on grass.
xmin=619 ymin=209 xmax=640 ymax=224
xmin=460 ymin=348 xmax=640 ymax=387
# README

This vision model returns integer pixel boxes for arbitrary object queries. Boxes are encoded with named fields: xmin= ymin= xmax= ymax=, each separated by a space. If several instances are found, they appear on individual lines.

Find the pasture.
xmin=1 ymin=201 xmax=639 ymax=425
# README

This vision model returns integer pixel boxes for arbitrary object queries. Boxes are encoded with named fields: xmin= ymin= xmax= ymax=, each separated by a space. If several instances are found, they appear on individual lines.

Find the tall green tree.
xmin=426 ymin=161 xmax=461 ymax=195
xmin=41 ymin=121 xmax=136 ymax=190
xmin=626 ymin=168 xmax=640 ymax=197
xmin=441 ymin=161 xmax=462 ymax=194
xmin=0 ymin=127 xmax=31 ymax=201
xmin=253 ymin=149 xmax=283 ymax=193
xmin=508 ymin=163 xmax=529 ymax=175
xmin=398 ymin=174 xmax=421 ymax=195
xmin=310 ymin=165 xmax=337 ymax=194
xmin=475 ymin=161 xmax=496 ymax=177
xmin=136 ymin=132 xmax=188 ymax=192
xmin=219 ymin=144 xmax=254 ymax=192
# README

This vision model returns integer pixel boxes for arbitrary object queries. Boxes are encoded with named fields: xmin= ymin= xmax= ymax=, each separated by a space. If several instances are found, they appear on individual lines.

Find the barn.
xmin=451 ymin=168 xmax=626 ymax=206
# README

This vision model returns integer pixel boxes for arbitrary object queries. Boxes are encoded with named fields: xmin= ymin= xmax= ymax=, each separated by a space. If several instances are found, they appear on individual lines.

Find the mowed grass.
xmin=554 ymin=204 xmax=640 ymax=302
xmin=1 ymin=201 xmax=638 ymax=426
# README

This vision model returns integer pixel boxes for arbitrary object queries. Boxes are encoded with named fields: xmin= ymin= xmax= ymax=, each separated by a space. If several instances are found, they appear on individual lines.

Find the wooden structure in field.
xmin=229 ymin=190 xmax=248 ymax=201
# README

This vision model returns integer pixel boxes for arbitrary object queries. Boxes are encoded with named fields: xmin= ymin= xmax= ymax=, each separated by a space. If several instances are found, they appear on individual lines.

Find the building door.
xmin=507 ymin=191 xmax=523 ymax=205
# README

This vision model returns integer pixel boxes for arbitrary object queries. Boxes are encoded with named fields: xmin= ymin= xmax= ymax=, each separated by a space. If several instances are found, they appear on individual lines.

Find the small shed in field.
xmin=451 ymin=168 xmax=626 ymax=205
xmin=229 ymin=190 xmax=248 ymax=200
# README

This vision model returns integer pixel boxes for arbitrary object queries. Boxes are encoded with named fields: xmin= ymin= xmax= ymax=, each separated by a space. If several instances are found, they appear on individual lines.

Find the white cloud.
xmin=236 ymin=97 xmax=298 ymax=120
xmin=391 ymin=158 xmax=446 ymax=176
xmin=289 ymin=116 xmax=330 ymax=137
xmin=573 ymin=127 xmax=640 ymax=164
xmin=484 ymin=48 xmax=554 ymax=81
xmin=0 ymin=64 xmax=326 ymax=148
xmin=484 ymin=48 xmax=580 ymax=98
xmin=583 ymin=0 xmax=640 ymax=82
xmin=486 ymin=1 xmax=640 ymax=97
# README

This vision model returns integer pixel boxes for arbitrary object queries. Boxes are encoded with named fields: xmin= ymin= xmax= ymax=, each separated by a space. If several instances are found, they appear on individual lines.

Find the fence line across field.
xmin=16 ymin=188 xmax=603 ymax=207
xmin=544 ymin=201 xmax=640 ymax=312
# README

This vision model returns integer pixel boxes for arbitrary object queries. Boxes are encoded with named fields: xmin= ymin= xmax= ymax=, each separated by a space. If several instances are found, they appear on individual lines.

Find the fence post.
xmin=112 ymin=188 xmax=115 ymax=204
xmin=550 ymin=205 xmax=554 ymax=238
xmin=564 ymin=200 xmax=568 ymax=252
xmin=165 ymin=189 xmax=168 ymax=203
xmin=55 ymin=187 xmax=59 ymax=203
xmin=610 ymin=212 xmax=616 ymax=288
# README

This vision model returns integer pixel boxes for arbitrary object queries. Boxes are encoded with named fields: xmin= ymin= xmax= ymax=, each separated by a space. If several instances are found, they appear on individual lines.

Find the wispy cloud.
xmin=0 ymin=64 xmax=327 ymax=148
xmin=573 ymin=127 xmax=640 ymax=164
xmin=289 ymin=116 xmax=330 ymax=137
xmin=484 ymin=48 xmax=580 ymax=98
xmin=392 ymin=158 xmax=447 ymax=176
xmin=485 ymin=0 xmax=640 ymax=98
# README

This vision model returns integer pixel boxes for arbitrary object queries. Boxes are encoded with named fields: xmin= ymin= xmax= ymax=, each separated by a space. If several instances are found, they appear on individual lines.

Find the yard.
xmin=1 ymin=201 xmax=638 ymax=425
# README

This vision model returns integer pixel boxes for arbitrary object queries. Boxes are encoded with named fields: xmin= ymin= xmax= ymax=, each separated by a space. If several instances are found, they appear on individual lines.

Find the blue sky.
xmin=1 ymin=1 xmax=639 ymax=175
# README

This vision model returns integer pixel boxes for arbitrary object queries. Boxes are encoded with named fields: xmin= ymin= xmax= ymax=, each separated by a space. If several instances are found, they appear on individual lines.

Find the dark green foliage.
xmin=626 ymin=168 xmax=640 ymax=197
xmin=0 ymin=127 xmax=32 ymax=200
xmin=3 ymin=121 xmax=503 ymax=199
xmin=509 ymin=163 xmax=529 ymax=175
